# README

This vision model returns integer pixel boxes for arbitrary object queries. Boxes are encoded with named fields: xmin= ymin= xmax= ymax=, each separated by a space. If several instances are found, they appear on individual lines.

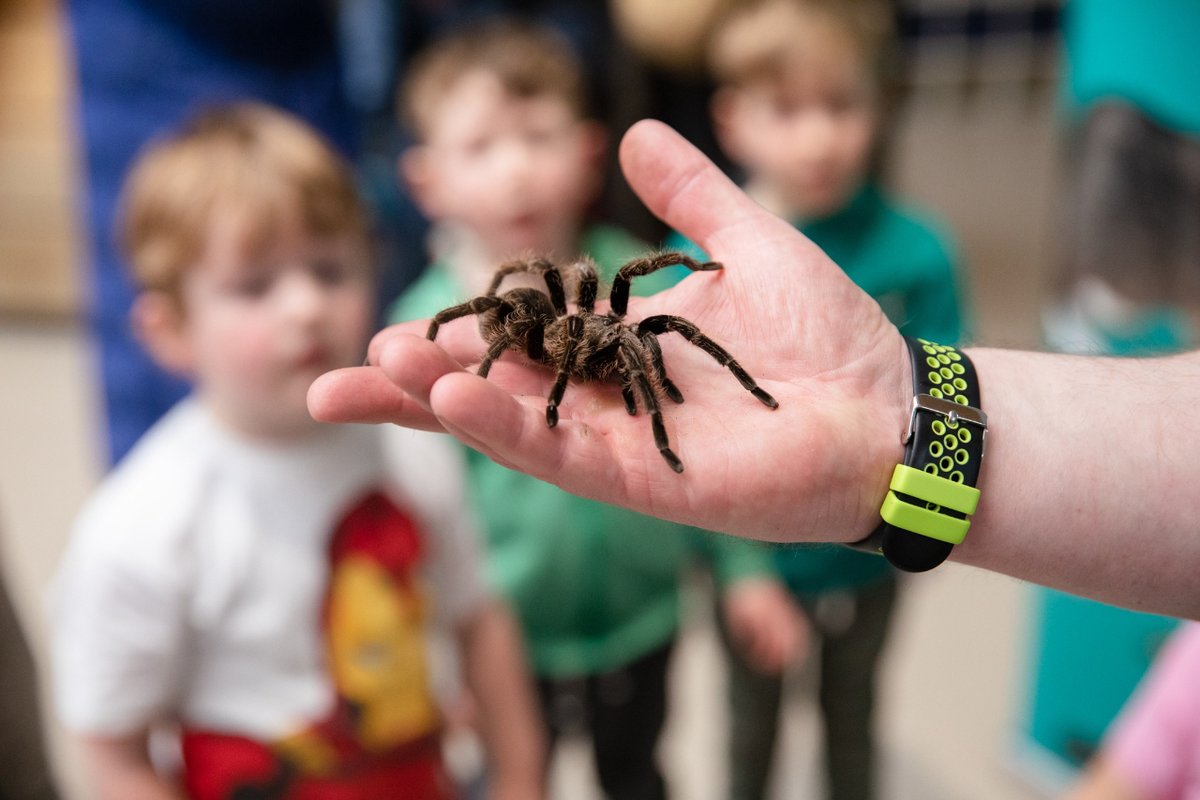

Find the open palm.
xmin=309 ymin=120 xmax=911 ymax=544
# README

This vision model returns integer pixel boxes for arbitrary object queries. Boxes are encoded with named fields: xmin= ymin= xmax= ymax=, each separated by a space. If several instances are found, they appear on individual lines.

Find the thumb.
xmin=618 ymin=119 xmax=763 ymax=252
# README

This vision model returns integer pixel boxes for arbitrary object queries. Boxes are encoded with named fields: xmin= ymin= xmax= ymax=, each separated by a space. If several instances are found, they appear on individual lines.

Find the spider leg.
xmin=609 ymin=251 xmax=722 ymax=318
xmin=426 ymin=295 xmax=504 ymax=340
xmin=545 ymin=316 xmax=583 ymax=427
xmin=617 ymin=368 xmax=638 ymax=416
xmin=638 ymin=315 xmax=778 ymax=408
xmin=640 ymin=332 xmax=684 ymax=404
xmin=612 ymin=360 xmax=638 ymax=414
xmin=477 ymin=334 xmax=516 ymax=378
xmin=572 ymin=258 xmax=600 ymax=313
xmin=486 ymin=257 xmax=566 ymax=315
xmin=525 ymin=319 xmax=545 ymax=362
xmin=619 ymin=334 xmax=684 ymax=473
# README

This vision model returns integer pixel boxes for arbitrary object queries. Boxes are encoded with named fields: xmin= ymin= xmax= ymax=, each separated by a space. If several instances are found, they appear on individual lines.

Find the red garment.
xmin=181 ymin=730 xmax=454 ymax=800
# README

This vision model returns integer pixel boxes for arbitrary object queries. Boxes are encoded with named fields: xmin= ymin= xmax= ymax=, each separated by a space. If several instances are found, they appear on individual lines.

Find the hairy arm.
xmin=960 ymin=348 xmax=1200 ymax=617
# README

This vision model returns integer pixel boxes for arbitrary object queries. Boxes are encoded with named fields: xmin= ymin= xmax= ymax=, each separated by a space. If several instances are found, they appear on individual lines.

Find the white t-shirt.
xmin=53 ymin=397 xmax=487 ymax=742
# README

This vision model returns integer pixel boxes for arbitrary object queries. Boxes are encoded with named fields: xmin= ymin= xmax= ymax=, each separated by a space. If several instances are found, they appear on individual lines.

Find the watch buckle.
xmin=903 ymin=393 xmax=988 ymax=447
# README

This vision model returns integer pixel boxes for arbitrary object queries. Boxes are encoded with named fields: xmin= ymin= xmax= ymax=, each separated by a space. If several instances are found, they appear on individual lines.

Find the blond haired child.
xmin=391 ymin=19 xmax=803 ymax=800
xmin=674 ymin=1 xmax=970 ymax=797
xmin=52 ymin=102 xmax=543 ymax=800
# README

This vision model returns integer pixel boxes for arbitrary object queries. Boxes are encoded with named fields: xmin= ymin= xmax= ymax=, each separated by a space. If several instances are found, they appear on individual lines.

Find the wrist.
xmin=851 ymin=337 xmax=987 ymax=571
xmin=848 ymin=334 xmax=916 ymax=542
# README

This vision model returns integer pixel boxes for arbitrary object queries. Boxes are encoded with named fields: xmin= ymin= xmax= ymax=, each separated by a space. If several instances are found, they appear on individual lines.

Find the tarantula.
xmin=426 ymin=252 xmax=778 ymax=473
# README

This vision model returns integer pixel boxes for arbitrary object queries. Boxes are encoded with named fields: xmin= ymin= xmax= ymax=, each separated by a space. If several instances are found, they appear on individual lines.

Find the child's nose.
xmin=278 ymin=271 xmax=326 ymax=323
xmin=791 ymin=112 xmax=839 ymax=159
xmin=495 ymin=139 xmax=535 ymax=185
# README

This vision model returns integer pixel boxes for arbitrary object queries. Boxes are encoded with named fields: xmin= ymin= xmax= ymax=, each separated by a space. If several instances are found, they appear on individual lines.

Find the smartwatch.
xmin=849 ymin=337 xmax=987 ymax=572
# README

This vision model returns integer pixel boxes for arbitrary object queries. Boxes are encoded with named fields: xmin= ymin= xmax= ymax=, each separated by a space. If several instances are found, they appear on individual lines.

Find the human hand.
xmin=721 ymin=578 xmax=808 ymax=675
xmin=309 ymin=120 xmax=910 ymax=543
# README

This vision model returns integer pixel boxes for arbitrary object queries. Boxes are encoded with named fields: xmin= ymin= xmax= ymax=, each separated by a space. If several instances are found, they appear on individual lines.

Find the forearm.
xmin=458 ymin=602 xmax=545 ymax=799
xmin=956 ymin=348 xmax=1200 ymax=617
xmin=78 ymin=734 xmax=182 ymax=800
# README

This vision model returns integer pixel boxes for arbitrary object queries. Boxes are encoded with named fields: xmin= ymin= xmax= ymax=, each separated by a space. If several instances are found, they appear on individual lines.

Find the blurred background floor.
xmin=1 ymin=0 xmax=1066 ymax=796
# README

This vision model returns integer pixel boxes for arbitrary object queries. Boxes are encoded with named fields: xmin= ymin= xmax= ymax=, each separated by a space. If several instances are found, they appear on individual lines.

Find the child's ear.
xmin=131 ymin=291 xmax=194 ymax=377
xmin=399 ymin=146 xmax=442 ymax=219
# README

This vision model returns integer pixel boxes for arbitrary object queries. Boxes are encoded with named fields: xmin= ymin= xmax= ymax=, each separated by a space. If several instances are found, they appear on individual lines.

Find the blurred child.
xmin=682 ymin=1 xmax=970 ymax=797
xmin=1064 ymin=622 xmax=1200 ymax=800
xmin=391 ymin=20 xmax=804 ymax=800
xmin=52 ymin=103 xmax=543 ymax=800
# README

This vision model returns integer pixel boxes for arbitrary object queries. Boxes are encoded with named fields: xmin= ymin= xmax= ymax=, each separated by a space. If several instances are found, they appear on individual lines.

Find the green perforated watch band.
xmin=850 ymin=338 xmax=987 ymax=571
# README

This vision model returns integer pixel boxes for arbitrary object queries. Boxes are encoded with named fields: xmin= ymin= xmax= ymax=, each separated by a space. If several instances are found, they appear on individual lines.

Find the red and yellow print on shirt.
xmin=181 ymin=491 xmax=454 ymax=800
xmin=327 ymin=489 xmax=439 ymax=749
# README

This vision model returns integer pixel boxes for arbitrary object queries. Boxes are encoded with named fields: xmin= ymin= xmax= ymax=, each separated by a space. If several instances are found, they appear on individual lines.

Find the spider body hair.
xmin=473 ymin=288 xmax=624 ymax=382
xmin=426 ymin=252 xmax=777 ymax=472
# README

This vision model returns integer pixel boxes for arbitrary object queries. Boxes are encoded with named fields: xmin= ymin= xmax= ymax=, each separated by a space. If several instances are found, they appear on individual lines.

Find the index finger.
xmin=307 ymin=365 xmax=445 ymax=431
xmin=366 ymin=315 xmax=487 ymax=369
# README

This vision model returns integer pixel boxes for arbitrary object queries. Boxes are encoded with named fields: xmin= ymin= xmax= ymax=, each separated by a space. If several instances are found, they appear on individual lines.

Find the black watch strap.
xmin=849 ymin=337 xmax=987 ymax=572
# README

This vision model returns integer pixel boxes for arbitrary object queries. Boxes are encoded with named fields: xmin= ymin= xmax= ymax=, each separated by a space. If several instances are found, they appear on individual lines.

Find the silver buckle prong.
xmin=903 ymin=393 xmax=988 ymax=446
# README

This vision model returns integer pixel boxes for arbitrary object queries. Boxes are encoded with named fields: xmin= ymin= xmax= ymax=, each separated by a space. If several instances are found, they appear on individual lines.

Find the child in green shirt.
xmin=672 ymin=1 xmax=969 ymax=797
xmin=392 ymin=20 xmax=804 ymax=799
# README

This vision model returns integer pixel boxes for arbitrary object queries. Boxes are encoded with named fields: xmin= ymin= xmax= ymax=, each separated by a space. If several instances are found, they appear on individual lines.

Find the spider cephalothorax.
xmin=426 ymin=252 xmax=778 ymax=472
